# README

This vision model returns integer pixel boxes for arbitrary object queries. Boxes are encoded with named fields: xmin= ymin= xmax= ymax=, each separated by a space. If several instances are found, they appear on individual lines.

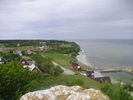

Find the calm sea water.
xmin=75 ymin=39 xmax=133 ymax=82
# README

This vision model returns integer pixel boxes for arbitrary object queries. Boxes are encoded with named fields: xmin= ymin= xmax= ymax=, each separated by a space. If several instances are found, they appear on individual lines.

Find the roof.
xmin=21 ymin=58 xmax=35 ymax=65
xmin=27 ymin=60 xmax=35 ymax=65
xmin=0 ymin=56 xmax=5 ymax=64
xmin=0 ymin=56 xmax=2 ymax=61
xmin=0 ymin=56 xmax=4 ymax=62
xmin=86 ymin=70 xmax=94 ymax=73
xmin=93 ymin=71 xmax=104 ymax=78
xmin=13 ymin=50 xmax=22 ymax=55
xmin=0 ymin=46 xmax=5 ymax=50
xmin=23 ymin=64 xmax=40 ymax=71
xmin=38 ymin=46 xmax=44 ymax=48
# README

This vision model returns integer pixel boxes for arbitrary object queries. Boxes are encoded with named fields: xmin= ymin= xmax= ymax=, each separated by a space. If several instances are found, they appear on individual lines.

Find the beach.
xmin=76 ymin=50 xmax=93 ymax=69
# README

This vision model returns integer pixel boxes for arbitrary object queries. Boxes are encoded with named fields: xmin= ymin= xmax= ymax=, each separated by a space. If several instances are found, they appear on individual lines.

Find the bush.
xmin=0 ymin=62 xmax=40 ymax=100
xmin=31 ymin=54 xmax=54 ymax=74
xmin=50 ymin=66 xmax=63 ymax=76
xmin=0 ymin=52 xmax=21 ymax=62
xmin=101 ymin=82 xmax=132 ymax=100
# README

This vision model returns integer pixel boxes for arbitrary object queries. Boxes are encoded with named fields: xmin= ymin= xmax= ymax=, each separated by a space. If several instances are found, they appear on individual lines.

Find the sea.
xmin=75 ymin=39 xmax=133 ymax=83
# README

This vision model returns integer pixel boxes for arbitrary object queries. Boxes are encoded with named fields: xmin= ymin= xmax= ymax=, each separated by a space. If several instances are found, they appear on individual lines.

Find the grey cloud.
xmin=0 ymin=0 xmax=133 ymax=39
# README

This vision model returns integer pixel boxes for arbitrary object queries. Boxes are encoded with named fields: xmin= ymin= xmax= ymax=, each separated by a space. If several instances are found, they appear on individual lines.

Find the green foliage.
xmin=0 ymin=62 xmax=40 ymax=100
xmin=31 ymin=53 xmax=63 ymax=75
xmin=1 ymin=61 xmax=132 ymax=100
xmin=71 ymin=79 xmax=84 ymax=86
xmin=1 ymin=40 xmax=132 ymax=100
xmin=48 ymin=41 xmax=80 ymax=55
xmin=50 ymin=66 xmax=63 ymax=76
xmin=0 ymin=52 xmax=21 ymax=62
xmin=31 ymin=54 xmax=53 ymax=73
xmin=101 ymin=82 xmax=133 ymax=100
xmin=0 ymin=61 xmax=64 ymax=100
xmin=123 ymin=83 xmax=133 ymax=91
xmin=0 ymin=40 xmax=43 ymax=47
xmin=71 ymin=52 xmax=78 ymax=57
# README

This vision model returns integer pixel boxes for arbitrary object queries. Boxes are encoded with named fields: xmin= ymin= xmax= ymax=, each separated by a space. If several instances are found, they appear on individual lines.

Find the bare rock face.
xmin=20 ymin=85 xmax=110 ymax=100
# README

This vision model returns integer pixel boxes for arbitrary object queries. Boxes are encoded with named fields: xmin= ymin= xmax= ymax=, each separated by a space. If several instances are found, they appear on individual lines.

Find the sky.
xmin=0 ymin=0 xmax=133 ymax=40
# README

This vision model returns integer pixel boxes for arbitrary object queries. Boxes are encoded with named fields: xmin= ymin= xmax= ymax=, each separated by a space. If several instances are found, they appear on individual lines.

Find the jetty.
xmin=96 ymin=69 xmax=122 ymax=72
xmin=95 ymin=68 xmax=133 ymax=73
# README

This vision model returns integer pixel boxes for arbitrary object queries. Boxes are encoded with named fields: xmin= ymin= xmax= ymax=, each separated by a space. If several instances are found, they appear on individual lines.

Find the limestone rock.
xmin=20 ymin=85 xmax=110 ymax=100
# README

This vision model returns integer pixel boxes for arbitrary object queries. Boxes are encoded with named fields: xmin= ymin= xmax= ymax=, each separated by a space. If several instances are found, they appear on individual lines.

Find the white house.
xmin=23 ymin=64 xmax=41 ymax=73
xmin=13 ymin=50 xmax=23 ymax=56
xmin=0 ymin=56 xmax=4 ymax=64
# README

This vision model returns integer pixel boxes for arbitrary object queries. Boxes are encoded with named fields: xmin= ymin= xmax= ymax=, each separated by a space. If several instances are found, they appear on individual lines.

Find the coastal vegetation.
xmin=0 ymin=40 xmax=133 ymax=100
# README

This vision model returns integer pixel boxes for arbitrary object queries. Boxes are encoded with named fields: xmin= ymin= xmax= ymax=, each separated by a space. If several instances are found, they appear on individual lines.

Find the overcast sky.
xmin=0 ymin=0 xmax=133 ymax=39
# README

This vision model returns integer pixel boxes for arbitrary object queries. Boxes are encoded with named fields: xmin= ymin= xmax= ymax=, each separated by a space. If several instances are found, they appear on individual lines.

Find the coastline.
xmin=76 ymin=43 xmax=133 ymax=84
xmin=76 ymin=50 xmax=93 ymax=69
xmin=76 ymin=50 xmax=119 ymax=83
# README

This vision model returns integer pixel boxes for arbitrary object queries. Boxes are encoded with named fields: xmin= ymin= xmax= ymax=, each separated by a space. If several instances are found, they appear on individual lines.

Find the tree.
xmin=0 ymin=52 xmax=21 ymax=62
xmin=32 ymin=54 xmax=54 ymax=74
xmin=0 ymin=62 xmax=40 ymax=100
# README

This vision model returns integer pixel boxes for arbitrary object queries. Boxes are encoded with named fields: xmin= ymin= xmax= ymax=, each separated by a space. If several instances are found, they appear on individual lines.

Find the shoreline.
xmin=76 ymin=50 xmax=133 ymax=84
xmin=76 ymin=50 xmax=94 ymax=69
xmin=76 ymin=50 xmax=133 ymax=73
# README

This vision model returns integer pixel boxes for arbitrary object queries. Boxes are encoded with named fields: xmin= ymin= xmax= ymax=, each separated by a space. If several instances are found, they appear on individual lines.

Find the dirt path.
xmin=52 ymin=61 xmax=75 ymax=75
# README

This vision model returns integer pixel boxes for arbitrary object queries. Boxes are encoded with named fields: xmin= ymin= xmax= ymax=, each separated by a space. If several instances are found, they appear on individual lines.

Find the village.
xmin=1 ymin=40 xmax=133 ymax=100
xmin=0 ymin=41 xmax=111 ymax=83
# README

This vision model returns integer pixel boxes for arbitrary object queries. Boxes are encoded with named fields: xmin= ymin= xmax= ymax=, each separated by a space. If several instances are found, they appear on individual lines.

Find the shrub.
xmin=101 ymin=82 xmax=132 ymax=100
xmin=0 ymin=62 xmax=40 ymax=100
xmin=50 ymin=66 xmax=63 ymax=76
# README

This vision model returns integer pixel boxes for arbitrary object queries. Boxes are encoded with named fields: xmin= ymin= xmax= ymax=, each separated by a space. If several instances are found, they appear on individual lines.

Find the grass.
xmin=58 ymin=74 xmax=101 ymax=89
xmin=42 ymin=51 xmax=74 ymax=69
xmin=6 ymin=46 xmax=36 ymax=51
xmin=32 ymin=51 xmax=102 ymax=90
xmin=59 ymin=44 xmax=72 ymax=48
xmin=41 ymin=51 xmax=90 ymax=70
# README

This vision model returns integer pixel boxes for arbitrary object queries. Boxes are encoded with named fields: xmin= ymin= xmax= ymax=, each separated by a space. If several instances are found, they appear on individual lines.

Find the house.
xmin=40 ymin=42 xmax=48 ymax=49
xmin=37 ymin=46 xmax=45 ymax=51
xmin=70 ymin=62 xmax=81 ymax=71
xmin=20 ymin=59 xmax=41 ymax=73
xmin=73 ymin=65 xmax=81 ymax=71
xmin=86 ymin=70 xmax=94 ymax=77
xmin=0 ymin=56 xmax=4 ymax=64
xmin=37 ymin=42 xmax=49 ymax=51
xmin=92 ymin=71 xmax=104 ymax=80
xmin=20 ymin=59 xmax=30 ymax=65
xmin=23 ymin=64 xmax=42 ymax=73
xmin=20 ymin=59 xmax=35 ymax=65
xmin=0 ymin=56 xmax=5 ymax=64
xmin=86 ymin=70 xmax=111 ymax=83
xmin=0 ymin=44 xmax=5 ymax=51
xmin=26 ymin=50 xmax=35 ymax=55
xmin=13 ymin=50 xmax=23 ymax=56
xmin=22 ymin=50 xmax=35 ymax=55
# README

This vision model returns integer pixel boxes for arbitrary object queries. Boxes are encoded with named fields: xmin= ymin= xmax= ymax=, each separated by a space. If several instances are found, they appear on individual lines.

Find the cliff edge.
xmin=20 ymin=85 xmax=109 ymax=100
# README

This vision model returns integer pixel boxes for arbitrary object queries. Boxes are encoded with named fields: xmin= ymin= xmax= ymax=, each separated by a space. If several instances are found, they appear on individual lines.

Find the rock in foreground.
xmin=20 ymin=85 xmax=109 ymax=100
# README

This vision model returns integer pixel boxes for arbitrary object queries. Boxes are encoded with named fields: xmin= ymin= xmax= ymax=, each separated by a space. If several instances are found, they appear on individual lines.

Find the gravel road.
xmin=52 ymin=61 xmax=75 ymax=75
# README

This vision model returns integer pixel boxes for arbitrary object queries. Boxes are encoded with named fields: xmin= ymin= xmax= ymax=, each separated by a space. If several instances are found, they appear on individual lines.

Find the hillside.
xmin=0 ymin=40 xmax=132 ymax=100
